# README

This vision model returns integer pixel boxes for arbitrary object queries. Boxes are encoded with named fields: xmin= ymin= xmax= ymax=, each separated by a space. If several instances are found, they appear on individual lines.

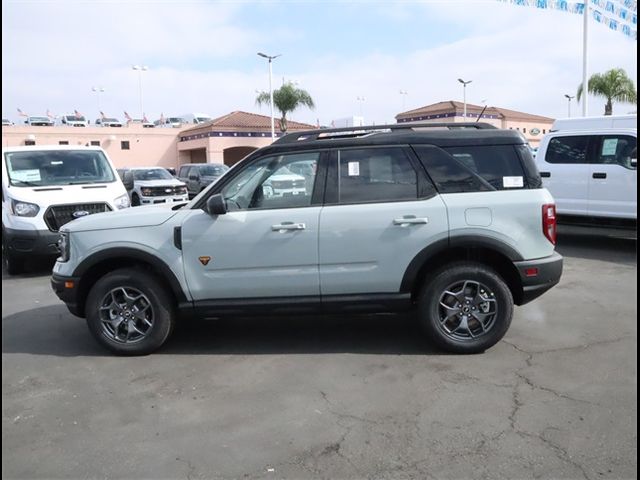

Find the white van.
xmin=181 ymin=113 xmax=213 ymax=125
xmin=2 ymin=145 xmax=132 ymax=274
xmin=536 ymin=115 xmax=637 ymax=227
xmin=60 ymin=114 xmax=89 ymax=127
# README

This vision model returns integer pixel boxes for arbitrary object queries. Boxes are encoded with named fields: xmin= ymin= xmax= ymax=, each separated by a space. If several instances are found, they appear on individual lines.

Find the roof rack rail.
xmin=274 ymin=121 xmax=498 ymax=144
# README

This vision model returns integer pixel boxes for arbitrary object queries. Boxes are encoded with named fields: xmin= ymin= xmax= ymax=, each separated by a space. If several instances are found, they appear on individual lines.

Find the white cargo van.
xmin=536 ymin=115 xmax=636 ymax=227
xmin=182 ymin=113 xmax=213 ymax=125
xmin=2 ymin=146 xmax=132 ymax=274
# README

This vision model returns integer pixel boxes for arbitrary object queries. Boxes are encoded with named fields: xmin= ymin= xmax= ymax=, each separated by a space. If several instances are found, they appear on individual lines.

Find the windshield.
xmin=30 ymin=117 xmax=50 ymax=122
xmin=196 ymin=117 xmax=211 ymax=123
xmin=103 ymin=118 xmax=119 ymax=123
xmin=200 ymin=165 xmax=229 ymax=177
xmin=4 ymin=150 xmax=116 ymax=187
xmin=67 ymin=116 xmax=86 ymax=122
xmin=168 ymin=118 xmax=186 ymax=123
xmin=132 ymin=168 xmax=173 ymax=180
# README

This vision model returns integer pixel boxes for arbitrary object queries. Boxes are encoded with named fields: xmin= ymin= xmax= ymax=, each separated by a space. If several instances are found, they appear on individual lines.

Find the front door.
xmin=181 ymin=151 xmax=323 ymax=301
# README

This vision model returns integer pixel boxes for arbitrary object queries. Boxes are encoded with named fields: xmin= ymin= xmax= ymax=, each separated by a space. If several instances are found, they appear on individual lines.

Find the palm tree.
xmin=256 ymin=82 xmax=315 ymax=132
xmin=577 ymin=68 xmax=637 ymax=116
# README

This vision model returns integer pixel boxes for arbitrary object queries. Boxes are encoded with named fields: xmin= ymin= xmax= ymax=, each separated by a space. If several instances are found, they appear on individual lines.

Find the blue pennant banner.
xmin=498 ymin=0 xmax=637 ymax=38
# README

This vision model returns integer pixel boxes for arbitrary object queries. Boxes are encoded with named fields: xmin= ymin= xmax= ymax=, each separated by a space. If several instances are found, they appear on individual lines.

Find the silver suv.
xmin=52 ymin=122 xmax=563 ymax=355
xmin=177 ymin=163 xmax=230 ymax=198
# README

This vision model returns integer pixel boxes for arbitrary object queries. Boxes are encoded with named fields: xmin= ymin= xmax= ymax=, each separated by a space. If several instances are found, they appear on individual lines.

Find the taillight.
xmin=542 ymin=204 xmax=557 ymax=245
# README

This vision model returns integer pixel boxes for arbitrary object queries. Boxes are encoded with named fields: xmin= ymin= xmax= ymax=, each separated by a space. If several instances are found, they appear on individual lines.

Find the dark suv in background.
xmin=177 ymin=163 xmax=230 ymax=198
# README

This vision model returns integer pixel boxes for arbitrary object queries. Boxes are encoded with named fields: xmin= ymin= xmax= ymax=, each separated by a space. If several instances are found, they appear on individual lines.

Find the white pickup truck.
xmin=535 ymin=115 xmax=637 ymax=228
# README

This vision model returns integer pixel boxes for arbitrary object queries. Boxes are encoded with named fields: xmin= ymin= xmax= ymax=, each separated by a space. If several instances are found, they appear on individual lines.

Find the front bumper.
xmin=514 ymin=252 xmax=563 ymax=305
xmin=51 ymin=273 xmax=83 ymax=317
xmin=139 ymin=195 xmax=188 ymax=205
xmin=3 ymin=227 xmax=62 ymax=257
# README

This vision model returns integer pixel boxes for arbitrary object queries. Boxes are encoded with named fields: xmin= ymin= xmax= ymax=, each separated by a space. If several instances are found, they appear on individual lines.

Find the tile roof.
xmin=396 ymin=100 xmax=554 ymax=123
xmin=182 ymin=110 xmax=316 ymax=134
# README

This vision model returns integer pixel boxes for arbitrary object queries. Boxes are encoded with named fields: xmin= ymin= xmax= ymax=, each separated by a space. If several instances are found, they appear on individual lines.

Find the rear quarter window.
xmin=443 ymin=145 xmax=531 ymax=190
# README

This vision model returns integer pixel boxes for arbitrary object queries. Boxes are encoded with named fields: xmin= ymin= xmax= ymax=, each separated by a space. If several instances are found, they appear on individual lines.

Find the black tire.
xmin=131 ymin=193 xmax=140 ymax=207
xmin=85 ymin=268 xmax=175 ymax=355
xmin=417 ymin=262 xmax=513 ymax=354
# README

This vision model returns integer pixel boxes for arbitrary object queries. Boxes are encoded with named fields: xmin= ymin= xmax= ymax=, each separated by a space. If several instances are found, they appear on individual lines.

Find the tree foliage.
xmin=256 ymin=82 xmax=315 ymax=132
xmin=577 ymin=68 xmax=637 ymax=116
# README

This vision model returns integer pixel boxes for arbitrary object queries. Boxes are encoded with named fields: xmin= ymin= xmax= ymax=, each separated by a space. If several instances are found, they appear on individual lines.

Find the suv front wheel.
xmin=418 ymin=262 xmax=513 ymax=354
xmin=85 ymin=268 xmax=175 ymax=355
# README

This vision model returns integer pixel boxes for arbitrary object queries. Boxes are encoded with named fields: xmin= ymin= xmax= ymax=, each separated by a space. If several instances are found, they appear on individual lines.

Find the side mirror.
xmin=631 ymin=158 xmax=637 ymax=167
xmin=205 ymin=194 xmax=227 ymax=215
xmin=122 ymin=171 xmax=134 ymax=190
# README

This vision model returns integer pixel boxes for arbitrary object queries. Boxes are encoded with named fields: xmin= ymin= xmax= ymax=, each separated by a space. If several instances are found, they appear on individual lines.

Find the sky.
xmin=2 ymin=0 xmax=637 ymax=126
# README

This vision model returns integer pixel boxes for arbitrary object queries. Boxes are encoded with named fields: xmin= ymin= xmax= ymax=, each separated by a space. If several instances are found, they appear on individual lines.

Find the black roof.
xmin=266 ymin=122 xmax=526 ymax=153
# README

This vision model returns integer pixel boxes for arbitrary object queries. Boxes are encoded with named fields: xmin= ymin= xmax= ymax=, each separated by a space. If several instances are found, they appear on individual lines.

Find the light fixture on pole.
xmin=564 ymin=94 xmax=575 ymax=118
xmin=399 ymin=90 xmax=408 ymax=110
xmin=356 ymin=96 xmax=366 ymax=117
xmin=92 ymin=86 xmax=105 ymax=112
xmin=132 ymin=65 xmax=148 ymax=120
xmin=257 ymin=52 xmax=281 ymax=140
xmin=458 ymin=78 xmax=472 ymax=120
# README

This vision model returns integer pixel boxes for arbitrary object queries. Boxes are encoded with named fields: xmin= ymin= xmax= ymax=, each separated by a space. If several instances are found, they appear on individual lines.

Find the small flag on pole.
xmin=100 ymin=111 xmax=106 ymax=120
xmin=124 ymin=111 xmax=132 ymax=122
xmin=46 ymin=109 xmax=55 ymax=120
xmin=17 ymin=108 xmax=27 ymax=117
xmin=74 ymin=109 xmax=83 ymax=119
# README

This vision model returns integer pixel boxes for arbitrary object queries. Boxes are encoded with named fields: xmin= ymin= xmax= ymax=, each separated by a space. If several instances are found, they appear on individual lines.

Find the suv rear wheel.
xmin=85 ymin=268 xmax=175 ymax=355
xmin=418 ymin=262 xmax=513 ymax=354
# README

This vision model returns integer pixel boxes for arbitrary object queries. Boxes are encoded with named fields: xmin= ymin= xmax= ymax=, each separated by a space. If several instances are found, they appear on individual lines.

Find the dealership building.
xmin=2 ymin=103 xmax=554 ymax=169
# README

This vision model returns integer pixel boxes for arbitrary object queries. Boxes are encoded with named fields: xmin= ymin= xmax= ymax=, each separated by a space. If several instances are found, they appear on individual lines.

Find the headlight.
xmin=178 ymin=186 xmax=187 ymax=194
xmin=114 ymin=194 xmax=130 ymax=209
xmin=11 ymin=199 xmax=39 ymax=217
xmin=57 ymin=232 xmax=70 ymax=262
xmin=141 ymin=187 xmax=153 ymax=196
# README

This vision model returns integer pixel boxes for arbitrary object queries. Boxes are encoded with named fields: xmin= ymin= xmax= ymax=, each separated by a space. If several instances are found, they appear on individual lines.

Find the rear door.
xmin=318 ymin=146 xmax=448 ymax=296
xmin=537 ymin=134 xmax=591 ymax=216
xmin=588 ymin=133 xmax=637 ymax=219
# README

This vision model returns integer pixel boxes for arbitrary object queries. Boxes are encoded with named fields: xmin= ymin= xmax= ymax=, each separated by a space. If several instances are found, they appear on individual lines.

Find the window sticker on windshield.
xmin=503 ymin=176 xmax=523 ymax=188
xmin=602 ymin=138 xmax=618 ymax=156
xmin=12 ymin=169 xmax=41 ymax=182
xmin=347 ymin=161 xmax=360 ymax=176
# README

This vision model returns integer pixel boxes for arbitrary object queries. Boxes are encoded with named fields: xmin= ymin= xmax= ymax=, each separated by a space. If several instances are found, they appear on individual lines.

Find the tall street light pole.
xmin=132 ymin=65 xmax=148 ymax=120
xmin=257 ymin=52 xmax=281 ymax=140
xmin=92 ymin=86 xmax=105 ymax=112
xmin=582 ymin=0 xmax=589 ymax=117
xmin=399 ymin=90 xmax=408 ymax=110
xmin=458 ymin=78 xmax=472 ymax=120
xmin=564 ymin=94 xmax=575 ymax=118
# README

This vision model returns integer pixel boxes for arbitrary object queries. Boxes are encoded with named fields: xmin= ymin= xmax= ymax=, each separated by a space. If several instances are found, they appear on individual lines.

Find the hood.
xmin=8 ymin=182 xmax=125 ymax=207
xmin=62 ymin=203 xmax=182 ymax=233
xmin=135 ymin=179 xmax=185 ymax=188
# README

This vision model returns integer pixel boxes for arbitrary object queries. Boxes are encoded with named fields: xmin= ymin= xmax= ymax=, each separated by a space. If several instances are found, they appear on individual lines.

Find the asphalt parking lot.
xmin=2 ymin=231 xmax=637 ymax=480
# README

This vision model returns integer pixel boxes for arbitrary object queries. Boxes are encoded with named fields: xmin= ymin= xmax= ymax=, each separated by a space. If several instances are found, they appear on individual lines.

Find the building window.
xmin=59 ymin=141 xmax=69 ymax=145
xmin=90 ymin=140 xmax=100 ymax=146
xmin=543 ymin=129 xmax=546 ymax=134
xmin=25 ymin=140 xmax=36 ymax=146
xmin=523 ymin=128 xmax=527 ymax=133
xmin=121 ymin=141 xmax=130 ymax=150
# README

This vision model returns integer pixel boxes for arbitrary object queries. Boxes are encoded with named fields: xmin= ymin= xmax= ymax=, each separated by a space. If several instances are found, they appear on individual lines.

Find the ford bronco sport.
xmin=52 ymin=122 xmax=563 ymax=355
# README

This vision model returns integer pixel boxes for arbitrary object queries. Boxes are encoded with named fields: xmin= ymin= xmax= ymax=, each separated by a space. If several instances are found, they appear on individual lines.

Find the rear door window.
xmin=593 ymin=135 xmax=636 ymax=169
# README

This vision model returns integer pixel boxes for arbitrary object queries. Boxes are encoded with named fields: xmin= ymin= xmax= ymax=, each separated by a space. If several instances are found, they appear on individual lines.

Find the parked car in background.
xmin=177 ymin=163 xmax=230 ymax=198
xmin=535 ymin=114 xmax=637 ymax=229
xmin=2 ymin=119 xmax=14 ymax=126
xmin=61 ymin=114 xmax=88 ymax=127
xmin=117 ymin=167 xmax=188 ymax=206
xmin=127 ymin=119 xmax=155 ymax=128
xmin=2 ymin=145 xmax=131 ymax=274
xmin=155 ymin=117 xmax=187 ymax=128
xmin=181 ymin=113 xmax=213 ymax=125
xmin=25 ymin=116 xmax=54 ymax=126
xmin=96 ymin=117 xmax=124 ymax=127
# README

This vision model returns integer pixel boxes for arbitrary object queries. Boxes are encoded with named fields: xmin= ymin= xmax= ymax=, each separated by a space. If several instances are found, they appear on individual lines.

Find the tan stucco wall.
xmin=2 ymin=124 xmax=182 ymax=169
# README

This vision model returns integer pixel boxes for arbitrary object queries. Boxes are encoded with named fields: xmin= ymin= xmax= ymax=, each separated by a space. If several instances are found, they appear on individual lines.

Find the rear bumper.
xmin=51 ymin=273 xmax=83 ymax=317
xmin=514 ymin=252 xmax=563 ymax=305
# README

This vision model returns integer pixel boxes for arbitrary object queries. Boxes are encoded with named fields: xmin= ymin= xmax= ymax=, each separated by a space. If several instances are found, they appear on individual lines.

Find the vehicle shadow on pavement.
xmin=2 ymin=306 xmax=441 ymax=357
xmin=556 ymin=231 xmax=637 ymax=265
xmin=1 ymin=257 xmax=56 ymax=280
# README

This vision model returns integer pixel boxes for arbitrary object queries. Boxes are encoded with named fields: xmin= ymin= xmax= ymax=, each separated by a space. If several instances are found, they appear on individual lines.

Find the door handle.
xmin=592 ymin=172 xmax=607 ymax=179
xmin=271 ymin=222 xmax=306 ymax=232
xmin=540 ymin=171 xmax=551 ymax=178
xmin=393 ymin=216 xmax=429 ymax=226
